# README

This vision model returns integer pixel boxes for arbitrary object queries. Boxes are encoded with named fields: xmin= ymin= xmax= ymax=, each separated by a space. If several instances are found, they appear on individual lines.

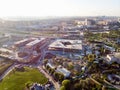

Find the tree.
xmin=99 ymin=47 xmax=106 ymax=55
xmin=87 ymin=54 xmax=95 ymax=62
xmin=74 ymin=83 xmax=81 ymax=90
xmin=96 ymin=84 xmax=102 ymax=90
xmin=62 ymin=79 xmax=70 ymax=90
xmin=79 ymin=80 xmax=86 ymax=89
xmin=46 ymin=65 xmax=50 ymax=70
xmin=50 ymin=69 xmax=55 ymax=75
xmin=85 ymin=78 xmax=90 ymax=86
xmin=53 ymin=72 xmax=59 ymax=81
xmin=25 ymin=81 xmax=33 ymax=89
xmin=54 ymin=72 xmax=64 ymax=82
xmin=68 ymin=63 xmax=74 ymax=70
xmin=48 ymin=67 xmax=51 ymax=73
xmin=60 ymin=86 xmax=66 ymax=90
xmin=58 ymin=73 xmax=64 ymax=82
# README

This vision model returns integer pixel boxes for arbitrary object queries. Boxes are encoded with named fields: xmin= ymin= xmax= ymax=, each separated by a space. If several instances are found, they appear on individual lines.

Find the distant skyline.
xmin=0 ymin=0 xmax=120 ymax=17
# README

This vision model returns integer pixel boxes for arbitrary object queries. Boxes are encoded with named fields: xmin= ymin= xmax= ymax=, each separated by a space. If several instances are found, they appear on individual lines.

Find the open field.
xmin=0 ymin=67 xmax=48 ymax=90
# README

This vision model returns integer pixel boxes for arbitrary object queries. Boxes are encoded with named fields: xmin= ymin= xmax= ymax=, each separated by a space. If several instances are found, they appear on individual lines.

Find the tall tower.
xmin=85 ymin=19 xmax=88 ymax=25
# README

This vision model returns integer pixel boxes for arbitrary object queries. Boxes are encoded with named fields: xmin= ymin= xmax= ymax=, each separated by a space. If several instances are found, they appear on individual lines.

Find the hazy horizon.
xmin=0 ymin=0 xmax=120 ymax=17
xmin=0 ymin=16 xmax=119 ymax=21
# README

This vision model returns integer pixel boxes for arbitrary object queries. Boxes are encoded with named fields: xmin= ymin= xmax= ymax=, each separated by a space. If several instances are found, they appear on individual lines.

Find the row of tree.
xmin=45 ymin=65 xmax=64 ymax=82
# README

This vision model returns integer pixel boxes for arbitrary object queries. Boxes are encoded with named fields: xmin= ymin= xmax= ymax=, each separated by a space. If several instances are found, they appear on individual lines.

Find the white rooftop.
xmin=26 ymin=38 xmax=45 ymax=47
xmin=15 ymin=39 xmax=28 ymax=45
xmin=46 ymin=63 xmax=55 ymax=69
xmin=0 ymin=48 xmax=13 ymax=53
xmin=49 ymin=39 xmax=82 ymax=50
xmin=114 ymin=52 xmax=120 ymax=59
xmin=56 ymin=67 xmax=71 ymax=77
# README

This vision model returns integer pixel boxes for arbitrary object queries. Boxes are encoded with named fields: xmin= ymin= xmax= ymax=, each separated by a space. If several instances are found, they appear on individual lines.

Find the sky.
xmin=0 ymin=0 xmax=120 ymax=17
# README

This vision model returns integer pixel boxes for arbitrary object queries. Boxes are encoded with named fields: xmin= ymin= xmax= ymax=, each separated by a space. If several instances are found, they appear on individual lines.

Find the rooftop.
xmin=46 ymin=63 xmax=55 ymax=69
xmin=14 ymin=39 xmax=28 ymax=45
xmin=49 ymin=39 xmax=82 ymax=50
xmin=56 ymin=67 xmax=71 ymax=77
xmin=114 ymin=52 xmax=120 ymax=59
xmin=0 ymin=48 xmax=13 ymax=53
xmin=26 ymin=38 xmax=45 ymax=47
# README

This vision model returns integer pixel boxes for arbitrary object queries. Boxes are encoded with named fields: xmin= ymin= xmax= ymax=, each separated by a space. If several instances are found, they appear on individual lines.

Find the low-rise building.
xmin=106 ymin=53 xmax=120 ymax=64
xmin=117 ymin=38 xmax=120 ymax=44
xmin=104 ymin=45 xmax=115 ymax=52
xmin=56 ymin=66 xmax=71 ymax=78
xmin=46 ymin=63 xmax=56 ymax=69
xmin=107 ymin=74 xmax=120 ymax=85
xmin=14 ymin=38 xmax=35 ymax=47
xmin=97 ymin=20 xmax=108 ymax=25
xmin=25 ymin=38 xmax=46 ymax=51
xmin=14 ymin=37 xmax=48 ymax=63
xmin=30 ymin=83 xmax=45 ymax=90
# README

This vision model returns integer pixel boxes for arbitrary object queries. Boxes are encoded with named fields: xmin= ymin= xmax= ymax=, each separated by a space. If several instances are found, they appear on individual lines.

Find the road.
xmin=0 ymin=63 xmax=15 ymax=81
xmin=35 ymin=40 xmax=60 ymax=90
xmin=37 ymin=40 xmax=51 ymax=65
xmin=38 ymin=66 xmax=60 ymax=90
xmin=104 ymin=79 xmax=120 ymax=90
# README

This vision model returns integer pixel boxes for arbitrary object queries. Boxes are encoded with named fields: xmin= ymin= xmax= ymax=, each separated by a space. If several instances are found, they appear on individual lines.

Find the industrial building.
xmin=14 ymin=38 xmax=48 ymax=63
xmin=49 ymin=39 xmax=82 ymax=52
xmin=14 ymin=38 xmax=35 ymax=47
xmin=25 ymin=38 xmax=46 ymax=51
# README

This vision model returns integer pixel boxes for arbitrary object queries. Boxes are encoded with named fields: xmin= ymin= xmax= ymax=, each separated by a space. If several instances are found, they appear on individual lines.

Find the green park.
xmin=0 ymin=67 xmax=48 ymax=90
